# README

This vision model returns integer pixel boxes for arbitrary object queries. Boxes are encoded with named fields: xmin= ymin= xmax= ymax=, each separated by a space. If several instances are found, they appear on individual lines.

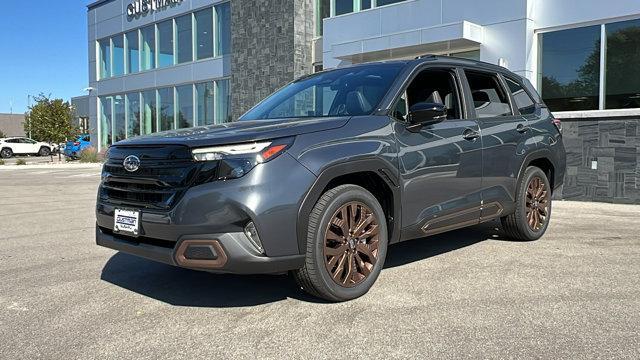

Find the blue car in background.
xmin=64 ymin=135 xmax=91 ymax=159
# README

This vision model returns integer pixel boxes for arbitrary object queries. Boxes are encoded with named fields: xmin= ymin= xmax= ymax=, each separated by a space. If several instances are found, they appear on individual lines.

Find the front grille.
xmin=99 ymin=145 xmax=204 ymax=210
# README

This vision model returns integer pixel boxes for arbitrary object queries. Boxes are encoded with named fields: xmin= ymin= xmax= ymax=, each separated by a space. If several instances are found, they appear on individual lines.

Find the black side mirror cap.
xmin=407 ymin=102 xmax=447 ymax=131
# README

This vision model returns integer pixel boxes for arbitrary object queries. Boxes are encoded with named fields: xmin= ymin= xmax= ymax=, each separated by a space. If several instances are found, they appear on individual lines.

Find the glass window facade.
xmin=539 ymin=25 xmax=601 ymax=111
xmin=126 ymin=31 xmax=139 ymax=74
xmin=195 ymin=8 xmax=214 ymax=59
xmin=196 ymin=82 xmax=216 ymax=126
xmin=157 ymin=20 xmax=175 ymax=68
xmin=141 ymin=25 xmax=156 ymax=71
xmin=216 ymin=2 xmax=231 ymax=56
xmin=176 ymin=85 xmax=194 ymax=128
xmin=98 ymin=79 xmax=230 ymax=147
xmin=176 ymin=14 xmax=193 ymax=64
xmin=539 ymin=18 xmax=640 ymax=112
xmin=112 ymin=35 xmax=125 ymax=77
xmin=330 ymin=0 xmax=408 ymax=17
xmin=97 ymin=3 xmax=230 ymax=79
xmin=98 ymin=39 xmax=111 ymax=79
xmin=605 ymin=19 xmax=640 ymax=109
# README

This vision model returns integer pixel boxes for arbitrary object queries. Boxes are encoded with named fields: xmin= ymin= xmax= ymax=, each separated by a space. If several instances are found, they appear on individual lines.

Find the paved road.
xmin=0 ymin=167 xmax=638 ymax=359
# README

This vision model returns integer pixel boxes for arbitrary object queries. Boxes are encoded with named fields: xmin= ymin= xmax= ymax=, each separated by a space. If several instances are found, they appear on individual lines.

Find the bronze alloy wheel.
xmin=525 ymin=176 xmax=549 ymax=231
xmin=324 ymin=201 xmax=380 ymax=288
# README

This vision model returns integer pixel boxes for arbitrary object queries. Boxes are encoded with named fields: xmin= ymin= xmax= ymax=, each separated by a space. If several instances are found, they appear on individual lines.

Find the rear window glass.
xmin=505 ymin=77 xmax=536 ymax=115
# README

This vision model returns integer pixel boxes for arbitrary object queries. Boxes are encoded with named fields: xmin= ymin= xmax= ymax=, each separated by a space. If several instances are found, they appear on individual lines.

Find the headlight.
xmin=191 ymin=138 xmax=293 ymax=182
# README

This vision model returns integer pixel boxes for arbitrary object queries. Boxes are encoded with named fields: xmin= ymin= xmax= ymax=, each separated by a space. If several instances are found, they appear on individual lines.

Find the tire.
xmin=38 ymin=146 xmax=51 ymax=157
xmin=0 ymin=148 xmax=13 ymax=159
xmin=501 ymin=166 xmax=552 ymax=241
xmin=292 ymin=184 xmax=388 ymax=302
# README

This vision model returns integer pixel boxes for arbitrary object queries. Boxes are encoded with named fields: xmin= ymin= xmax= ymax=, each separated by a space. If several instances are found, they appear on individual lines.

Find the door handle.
xmin=462 ymin=128 xmax=480 ymax=141
xmin=516 ymin=123 xmax=531 ymax=133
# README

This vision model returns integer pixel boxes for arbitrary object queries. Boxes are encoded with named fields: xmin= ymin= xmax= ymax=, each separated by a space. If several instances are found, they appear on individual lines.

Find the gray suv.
xmin=96 ymin=56 xmax=566 ymax=301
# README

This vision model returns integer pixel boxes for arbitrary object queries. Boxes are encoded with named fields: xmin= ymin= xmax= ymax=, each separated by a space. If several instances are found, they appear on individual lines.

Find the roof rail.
xmin=414 ymin=54 xmax=437 ymax=60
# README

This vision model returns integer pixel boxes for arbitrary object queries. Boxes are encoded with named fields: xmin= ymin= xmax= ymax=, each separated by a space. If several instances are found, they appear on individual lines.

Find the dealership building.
xmin=86 ymin=0 xmax=640 ymax=203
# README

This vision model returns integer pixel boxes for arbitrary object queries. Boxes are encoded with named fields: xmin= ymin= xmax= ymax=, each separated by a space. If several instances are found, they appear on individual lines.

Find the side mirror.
xmin=407 ymin=102 xmax=447 ymax=131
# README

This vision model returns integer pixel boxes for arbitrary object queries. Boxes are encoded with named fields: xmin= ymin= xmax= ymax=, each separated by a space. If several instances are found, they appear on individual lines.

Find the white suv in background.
xmin=0 ymin=137 xmax=54 ymax=158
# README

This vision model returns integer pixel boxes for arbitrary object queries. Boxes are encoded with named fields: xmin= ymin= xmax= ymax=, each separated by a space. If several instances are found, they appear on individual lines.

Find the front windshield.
xmin=240 ymin=63 xmax=405 ymax=121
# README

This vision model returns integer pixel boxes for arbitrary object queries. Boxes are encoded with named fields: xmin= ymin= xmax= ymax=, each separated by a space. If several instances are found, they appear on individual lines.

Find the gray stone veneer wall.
xmin=230 ymin=0 xmax=314 ymax=120
xmin=561 ymin=117 xmax=640 ymax=204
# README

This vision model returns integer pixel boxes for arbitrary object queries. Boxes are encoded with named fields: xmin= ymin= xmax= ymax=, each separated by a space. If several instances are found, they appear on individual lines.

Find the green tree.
xmin=24 ymin=94 xmax=78 ymax=160
xmin=0 ymin=130 xmax=6 ymax=138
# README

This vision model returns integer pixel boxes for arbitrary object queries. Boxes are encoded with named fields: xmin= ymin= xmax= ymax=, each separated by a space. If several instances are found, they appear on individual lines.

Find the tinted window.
xmin=505 ymin=77 xmax=536 ymax=115
xmin=605 ymin=19 xmax=640 ymax=109
xmin=539 ymin=26 xmax=600 ymax=111
xmin=176 ymin=14 xmax=193 ymax=64
xmin=241 ymin=63 xmax=404 ymax=120
xmin=157 ymin=20 xmax=174 ymax=68
xmin=465 ymin=71 xmax=512 ymax=118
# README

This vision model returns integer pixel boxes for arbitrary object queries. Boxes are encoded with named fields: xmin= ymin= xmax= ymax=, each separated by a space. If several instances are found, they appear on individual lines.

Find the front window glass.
xmin=126 ymin=93 xmax=140 ymax=137
xmin=406 ymin=69 xmax=461 ymax=120
xmin=605 ymin=19 xmax=640 ymax=109
xmin=140 ymin=25 xmax=156 ymax=70
xmin=195 ymin=8 xmax=214 ymax=60
xmin=112 ymin=35 xmax=125 ymax=76
xmin=196 ymin=82 xmax=215 ymax=126
xmin=539 ymin=25 xmax=601 ymax=111
xmin=98 ymin=39 xmax=111 ymax=79
xmin=157 ymin=20 xmax=174 ymax=68
xmin=158 ymin=87 xmax=175 ymax=131
xmin=176 ymin=85 xmax=194 ymax=128
xmin=99 ymin=96 xmax=112 ymax=148
xmin=335 ymin=0 xmax=354 ymax=15
xmin=176 ymin=14 xmax=193 ymax=64
xmin=114 ymin=95 xmax=126 ymax=142
xmin=241 ymin=63 xmax=404 ymax=120
xmin=215 ymin=79 xmax=231 ymax=124
xmin=216 ymin=2 xmax=231 ymax=56
xmin=141 ymin=90 xmax=157 ymax=134
xmin=126 ymin=31 xmax=139 ymax=74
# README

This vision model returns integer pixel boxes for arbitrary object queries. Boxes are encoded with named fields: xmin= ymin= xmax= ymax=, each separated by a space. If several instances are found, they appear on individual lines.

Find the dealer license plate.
xmin=114 ymin=209 xmax=140 ymax=237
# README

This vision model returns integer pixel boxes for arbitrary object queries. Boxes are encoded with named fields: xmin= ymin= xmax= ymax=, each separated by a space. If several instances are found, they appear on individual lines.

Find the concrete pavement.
xmin=0 ymin=167 xmax=638 ymax=359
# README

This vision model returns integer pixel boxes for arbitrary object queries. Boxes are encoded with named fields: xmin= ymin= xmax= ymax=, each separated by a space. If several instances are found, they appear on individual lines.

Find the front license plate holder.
xmin=114 ymin=209 xmax=140 ymax=237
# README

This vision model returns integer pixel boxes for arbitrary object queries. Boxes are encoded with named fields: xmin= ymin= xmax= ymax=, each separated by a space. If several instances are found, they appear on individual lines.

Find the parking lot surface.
xmin=0 ymin=167 xmax=638 ymax=359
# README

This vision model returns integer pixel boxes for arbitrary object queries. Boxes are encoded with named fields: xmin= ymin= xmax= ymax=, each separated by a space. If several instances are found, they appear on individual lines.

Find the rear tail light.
xmin=73 ymin=142 xmax=81 ymax=146
xmin=552 ymin=118 xmax=562 ymax=133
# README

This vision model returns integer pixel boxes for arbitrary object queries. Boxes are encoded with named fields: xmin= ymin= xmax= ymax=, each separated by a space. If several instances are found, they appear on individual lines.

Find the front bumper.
xmin=95 ymin=152 xmax=315 ymax=274
xmin=96 ymin=226 xmax=305 ymax=274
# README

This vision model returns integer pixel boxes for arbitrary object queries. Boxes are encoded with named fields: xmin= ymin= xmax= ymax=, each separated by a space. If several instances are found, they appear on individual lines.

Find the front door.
xmin=392 ymin=67 xmax=483 ymax=240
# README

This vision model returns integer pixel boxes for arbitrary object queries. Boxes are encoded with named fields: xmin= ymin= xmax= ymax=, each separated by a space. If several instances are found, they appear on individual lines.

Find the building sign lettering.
xmin=127 ymin=0 xmax=184 ymax=17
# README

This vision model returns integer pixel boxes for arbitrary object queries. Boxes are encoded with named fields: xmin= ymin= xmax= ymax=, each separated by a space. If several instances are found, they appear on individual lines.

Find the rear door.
xmin=462 ymin=70 xmax=536 ymax=218
xmin=392 ymin=66 xmax=483 ymax=240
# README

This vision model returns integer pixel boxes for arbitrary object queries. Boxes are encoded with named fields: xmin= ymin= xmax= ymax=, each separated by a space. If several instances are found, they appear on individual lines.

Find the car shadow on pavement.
xmin=100 ymin=220 xmax=507 ymax=307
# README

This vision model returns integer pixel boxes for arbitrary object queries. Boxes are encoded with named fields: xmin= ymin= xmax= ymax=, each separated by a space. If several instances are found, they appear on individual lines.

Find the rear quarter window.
xmin=505 ymin=77 xmax=537 ymax=115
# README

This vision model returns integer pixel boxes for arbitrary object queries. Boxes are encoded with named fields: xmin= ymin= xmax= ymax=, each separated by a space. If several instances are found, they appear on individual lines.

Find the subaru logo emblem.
xmin=123 ymin=155 xmax=141 ymax=172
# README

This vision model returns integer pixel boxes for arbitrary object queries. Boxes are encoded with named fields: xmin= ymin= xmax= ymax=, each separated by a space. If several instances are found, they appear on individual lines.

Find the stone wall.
xmin=561 ymin=117 xmax=640 ymax=204
xmin=230 ymin=0 xmax=314 ymax=120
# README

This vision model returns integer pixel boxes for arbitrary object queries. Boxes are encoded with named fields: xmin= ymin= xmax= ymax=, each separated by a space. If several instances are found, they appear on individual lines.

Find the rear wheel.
xmin=0 ymin=148 xmax=13 ymax=159
xmin=38 ymin=146 xmax=51 ymax=157
xmin=293 ymin=185 xmax=388 ymax=302
xmin=501 ymin=166 xmax=552 ymax=241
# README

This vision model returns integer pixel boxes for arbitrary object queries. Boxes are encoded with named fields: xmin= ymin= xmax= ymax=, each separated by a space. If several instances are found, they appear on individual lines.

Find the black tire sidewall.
xmin=312 ymin=186 xmax=388 ymax=301
xmin=39 ymin=147 xmax=50 ymax=156
xmin=516 ymin=167 xmax=552 ymax=240
xmin=1 ymin=148 xmax=12 ymax=158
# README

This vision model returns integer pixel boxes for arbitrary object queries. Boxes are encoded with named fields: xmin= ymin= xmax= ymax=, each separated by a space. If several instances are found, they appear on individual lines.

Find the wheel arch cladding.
xmin=296 ymin=159 xmax=402 ymax=255
xmin=527 ymin=157 xmax=555 ymax=191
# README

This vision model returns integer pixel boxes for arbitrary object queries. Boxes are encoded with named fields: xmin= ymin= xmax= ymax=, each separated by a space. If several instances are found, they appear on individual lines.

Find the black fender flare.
xmin=296 ymin=158 xmax=402 ymax=255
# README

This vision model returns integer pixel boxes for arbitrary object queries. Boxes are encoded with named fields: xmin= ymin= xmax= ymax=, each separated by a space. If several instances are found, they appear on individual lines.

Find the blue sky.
xmin=0 ymin=1 xmax=89 ymax=114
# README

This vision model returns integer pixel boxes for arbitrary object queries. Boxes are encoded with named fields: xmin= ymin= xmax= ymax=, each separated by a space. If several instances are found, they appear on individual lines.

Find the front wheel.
xmin=501 ymin=166 xmax=552 ymax=241
xmin=292 ymin=185 xmax=388 ymax=302
xmin=0 ymin=148 xmax=13 ymax=159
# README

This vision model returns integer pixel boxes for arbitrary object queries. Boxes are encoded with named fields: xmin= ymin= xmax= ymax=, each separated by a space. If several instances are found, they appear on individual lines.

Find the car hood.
xmin=114 ymin=117 xmax=350 ymax=148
